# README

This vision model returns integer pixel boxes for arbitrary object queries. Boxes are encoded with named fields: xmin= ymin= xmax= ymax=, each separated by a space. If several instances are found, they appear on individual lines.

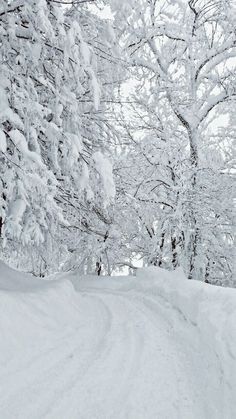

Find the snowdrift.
xmin=0 ymin=261 xmax=81 ymax=368
xmin=0 ymin=261 xmax=236 ymax=419
xmin=136 ymin=267 xmax=236 ymax=417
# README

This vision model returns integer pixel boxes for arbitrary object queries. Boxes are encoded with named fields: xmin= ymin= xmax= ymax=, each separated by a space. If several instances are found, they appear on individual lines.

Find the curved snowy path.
xmin=0 ymin=268 xmax=234 ymax=419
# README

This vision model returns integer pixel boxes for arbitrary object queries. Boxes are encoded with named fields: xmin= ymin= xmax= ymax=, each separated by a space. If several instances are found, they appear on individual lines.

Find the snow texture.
xmin=0 ymin=129 xmax=6 ymax=152
xmin=9 ymin=129 xmax=42 ymax=166
xmin=0 ymin=262 xmax=235 ymax=419
xmin=93 ymin=151 xmax=116 ymax=205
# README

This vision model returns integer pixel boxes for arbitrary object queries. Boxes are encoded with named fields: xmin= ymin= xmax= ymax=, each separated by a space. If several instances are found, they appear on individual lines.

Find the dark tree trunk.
xmin=96 ymin=260 xmax=102 ymax=276
xmin=171 ymin=236 xmax=178 ymax=268
xmin=0 ymin=217 xmax=3 ymax=237
xmin=205 ymin=256 xmax=210 ymax=283
xmin=158 ymin=232 xmax=165 ymax=267
xmin=188 ymin=225 xmax=200 ymax=279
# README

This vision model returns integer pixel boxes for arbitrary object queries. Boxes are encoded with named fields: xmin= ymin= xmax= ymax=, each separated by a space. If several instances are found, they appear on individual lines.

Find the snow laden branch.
xmin=0 ymin=0 xmax=121 ymax=274
xmin=110 ymin=0 xmax=235 ymax=283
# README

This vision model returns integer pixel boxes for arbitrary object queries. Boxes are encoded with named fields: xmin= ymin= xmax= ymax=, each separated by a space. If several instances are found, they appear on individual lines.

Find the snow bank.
xmin=0 ymin=261 xmax=84 ymax=372
xmin=0 ymin=262 xmax=236 ymax=418
xmin=136 ymin=267 xmax=236 ymax=418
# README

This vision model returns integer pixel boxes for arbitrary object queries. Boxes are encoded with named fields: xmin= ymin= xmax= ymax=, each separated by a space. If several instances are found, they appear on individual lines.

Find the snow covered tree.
xmin=1 ymin=0 xmax=234 ymax=283
xmin=0 ymin=0 xmax=120 ymax=274
xmin=110 ymin=0 xmax=236 ymax=283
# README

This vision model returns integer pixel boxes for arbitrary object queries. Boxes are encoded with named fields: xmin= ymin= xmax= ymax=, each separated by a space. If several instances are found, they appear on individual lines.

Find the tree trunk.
xmin=96 ymin=259 xmax=102 ymax=276
xmin=171 ymin=236 xmax=178 ymax=269
xmin=187 ymin=131 xmax=200 ymax=279
xmin=158 ymin=231 xmax=165 ymax=267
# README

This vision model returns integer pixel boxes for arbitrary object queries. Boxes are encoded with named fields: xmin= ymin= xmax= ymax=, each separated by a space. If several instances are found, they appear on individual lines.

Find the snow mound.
xmin=136 ymin=267 xmax=236 ymax=417
xmin=0 ymin=262 xmax=236 ymax=419
xmin=0 ymin=261 xmax=83 ymax=382
xmin=0 ymin=261 xmax=51 ymax=292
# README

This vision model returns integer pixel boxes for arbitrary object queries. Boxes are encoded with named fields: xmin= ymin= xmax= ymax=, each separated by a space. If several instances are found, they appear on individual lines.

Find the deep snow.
xmin=0 ymin=262 xmax=236 ymax=419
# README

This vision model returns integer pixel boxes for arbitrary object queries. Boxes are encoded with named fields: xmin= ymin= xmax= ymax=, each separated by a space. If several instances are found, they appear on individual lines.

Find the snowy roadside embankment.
xmin=0 ymin=264 xmax=80 ymax=362
xmin=135 ymin=267 xmax=236 ymax=417
xmin=0 ymin=261 xmax=236 ymax=419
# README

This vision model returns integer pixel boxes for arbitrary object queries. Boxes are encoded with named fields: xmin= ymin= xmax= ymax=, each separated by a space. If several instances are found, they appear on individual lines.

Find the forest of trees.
xmin=0 ymin=0 xmax=235 ymax=285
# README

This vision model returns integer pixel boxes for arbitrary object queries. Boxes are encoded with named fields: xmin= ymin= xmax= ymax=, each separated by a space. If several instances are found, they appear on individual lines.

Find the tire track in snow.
xmin=0 ymin=280 xmax=224 ymax=419
xmin=41 ymin=293 xmax=116 ymax=418
xmin=44 ymin=292 xmax=145 ymax=419
xmin=0 ymin=294 xmax=113 ymax=419
xmin=77 ymin=289 xmax=210 ymax=419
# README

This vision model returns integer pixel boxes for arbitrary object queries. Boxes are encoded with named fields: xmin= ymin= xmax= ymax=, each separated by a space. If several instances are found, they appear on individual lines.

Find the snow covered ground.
xmin=0 ymin=262 xmax=236 ymax=419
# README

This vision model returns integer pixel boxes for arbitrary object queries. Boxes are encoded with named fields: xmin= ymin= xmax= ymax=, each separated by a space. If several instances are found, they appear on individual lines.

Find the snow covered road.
xmin=0 ymin=263 xmax=236 ymax=419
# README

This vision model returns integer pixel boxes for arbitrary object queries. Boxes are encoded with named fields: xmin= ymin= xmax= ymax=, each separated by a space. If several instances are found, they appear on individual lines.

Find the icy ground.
xmin=0 ymin=262 xmax=236 ymax=419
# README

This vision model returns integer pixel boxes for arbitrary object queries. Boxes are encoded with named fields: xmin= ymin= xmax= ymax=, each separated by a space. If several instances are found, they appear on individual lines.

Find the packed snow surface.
xmin=0 ymin=262 xmax=236 ymax=419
